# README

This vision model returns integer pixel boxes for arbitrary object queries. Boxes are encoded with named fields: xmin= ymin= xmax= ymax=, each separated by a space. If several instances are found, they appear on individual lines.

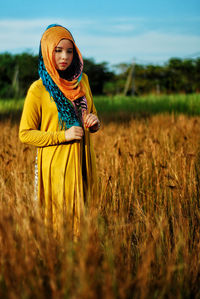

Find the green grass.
xmin=94 ymin=93 xmax=200 ymax=116
xmin=0 ymin=98 xmax=24 ymax=113
xmin=1 ymin=93 xmax=200 ymax=117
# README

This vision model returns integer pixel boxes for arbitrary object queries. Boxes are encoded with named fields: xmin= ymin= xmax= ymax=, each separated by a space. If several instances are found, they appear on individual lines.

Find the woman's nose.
xmin=61 ymin=51 xmax=68 ymax=60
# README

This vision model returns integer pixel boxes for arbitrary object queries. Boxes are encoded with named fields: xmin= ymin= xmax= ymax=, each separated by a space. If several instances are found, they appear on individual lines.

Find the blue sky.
xmin=0 ymin=0 xmax=200 ymax=66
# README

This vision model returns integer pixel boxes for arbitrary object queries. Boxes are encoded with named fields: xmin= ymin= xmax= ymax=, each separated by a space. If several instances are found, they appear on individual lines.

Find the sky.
xmin=0 ymin=0 xmax=200 ymax=67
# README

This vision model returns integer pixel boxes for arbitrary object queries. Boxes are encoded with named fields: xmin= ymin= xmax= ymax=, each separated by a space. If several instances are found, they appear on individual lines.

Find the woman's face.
xmin=54 ymin=39 xmax=74 ymax=71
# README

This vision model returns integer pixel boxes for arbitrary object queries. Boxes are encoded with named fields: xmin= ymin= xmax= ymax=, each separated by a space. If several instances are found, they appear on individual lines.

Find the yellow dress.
xmin=19 ymin=73 xmax=97 ymax=234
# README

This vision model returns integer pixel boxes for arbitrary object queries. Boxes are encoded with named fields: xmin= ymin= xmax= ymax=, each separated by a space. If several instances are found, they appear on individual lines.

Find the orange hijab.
xmin=40 ymin=25 xmax=85 ymax=101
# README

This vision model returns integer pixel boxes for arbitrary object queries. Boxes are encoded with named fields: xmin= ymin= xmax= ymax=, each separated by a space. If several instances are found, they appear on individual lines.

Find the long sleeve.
xmin=19 ymin=81 xmax=66 ymax=147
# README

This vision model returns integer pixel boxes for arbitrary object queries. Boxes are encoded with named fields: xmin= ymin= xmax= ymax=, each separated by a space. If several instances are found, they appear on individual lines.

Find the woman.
xmin=19 ymin=24 xmax=100 ymax=236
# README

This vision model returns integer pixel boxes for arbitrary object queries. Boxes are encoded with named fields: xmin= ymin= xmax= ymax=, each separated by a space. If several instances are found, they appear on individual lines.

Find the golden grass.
xmin=0 ymin=114 xmax=200 ymax=298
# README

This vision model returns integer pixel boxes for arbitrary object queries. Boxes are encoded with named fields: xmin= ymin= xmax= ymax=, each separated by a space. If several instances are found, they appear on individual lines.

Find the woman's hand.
xmin=65 ymin=126 xmax=84 ymax=142
xmin=84 ymin=113 xmax=100 ymax=132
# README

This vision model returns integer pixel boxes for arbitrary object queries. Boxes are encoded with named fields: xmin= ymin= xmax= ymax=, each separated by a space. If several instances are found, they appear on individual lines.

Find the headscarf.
xmin=38 ymin=24 xmax=87 ymax=129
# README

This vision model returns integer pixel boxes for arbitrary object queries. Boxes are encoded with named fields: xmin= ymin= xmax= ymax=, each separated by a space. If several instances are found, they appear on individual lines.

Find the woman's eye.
xmin=67 ymin=50 xmax=73 ymax=54
xmin=55 ymin=49 xmax=62 ymax=53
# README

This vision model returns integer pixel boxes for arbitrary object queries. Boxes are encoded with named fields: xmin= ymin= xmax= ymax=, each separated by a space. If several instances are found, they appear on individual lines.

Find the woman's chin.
xmin=58 ymin=66 xmax=68 ymax=71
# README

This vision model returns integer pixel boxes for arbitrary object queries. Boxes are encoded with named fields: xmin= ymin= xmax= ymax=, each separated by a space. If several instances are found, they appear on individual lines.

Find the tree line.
xmin=0 ymin=52 xmax=199 ymax=98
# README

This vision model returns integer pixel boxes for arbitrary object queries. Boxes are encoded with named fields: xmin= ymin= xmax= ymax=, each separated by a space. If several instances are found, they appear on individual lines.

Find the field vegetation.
xmin=0 ymin=95 xmax=200 ymax=298
xmin=1 ymin=93 xmax=200 ymax=117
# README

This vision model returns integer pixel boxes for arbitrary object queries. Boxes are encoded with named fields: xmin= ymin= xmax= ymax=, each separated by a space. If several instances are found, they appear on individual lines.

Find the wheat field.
xmin=0 ymin=113 xmax=200 ymax=299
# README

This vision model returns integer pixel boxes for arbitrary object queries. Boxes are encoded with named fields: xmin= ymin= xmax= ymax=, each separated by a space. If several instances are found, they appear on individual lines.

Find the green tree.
xmin=0 ymin=53 xmax=200 ymax=98
xmin=15 ymin=53 xmax=39 ymax=96
xmin=83 ymin=58 xmax=114 ymax=94
xmin=0 ymin=53 xmax=16 ymax=98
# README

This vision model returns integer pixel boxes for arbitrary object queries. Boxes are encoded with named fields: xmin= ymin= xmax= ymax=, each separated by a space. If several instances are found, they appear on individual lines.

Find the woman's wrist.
xmin=89 ymin=120 xmax=100 ymax=132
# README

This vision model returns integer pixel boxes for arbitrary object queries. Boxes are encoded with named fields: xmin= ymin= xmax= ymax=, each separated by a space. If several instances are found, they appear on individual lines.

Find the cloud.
xmin=0 ymin=18 xmax=95 ymax=51
xmin=0 ymin=18 xmax=200 ymax=65
xmin=78 ymin=31 xmax=200 ymax=64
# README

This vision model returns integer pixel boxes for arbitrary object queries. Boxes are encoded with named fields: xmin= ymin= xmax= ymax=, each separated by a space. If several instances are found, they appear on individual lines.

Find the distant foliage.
xmin=0 ymin=53 xmax=114 ymax=98
xmin=83 ymin=58 xmax=114 ymax=95
xmin=0 ymin=52 xmax=38 ymax=98
xmin=119 ymin=58 xmax=200 ymax=96
xmin=0 ymin=52 xmax=200 ymax=98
